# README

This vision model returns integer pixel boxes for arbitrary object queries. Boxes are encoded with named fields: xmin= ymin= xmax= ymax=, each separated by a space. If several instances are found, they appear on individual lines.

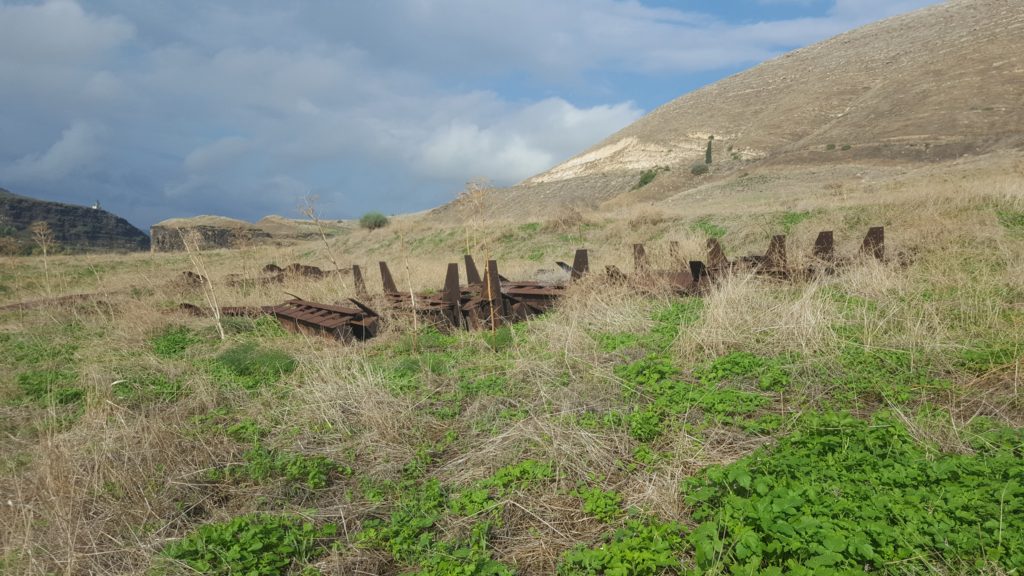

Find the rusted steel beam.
xmin=861 ymin=226 xmax=885 ymax=261
xmin=570 ymin=248 xmax=589 ymax=281
xmin=707 ymin=238 xmax=730 ymax=270
xmin=633 ymin=244 xmax=648 ymax=273
xmin=270 ymin=298 xmax=379 ymax=342
xmin=813 ymin=231 xmax=835 ymax=262
xmin=464 ymin=254 xmax=482 ymax=286
xmin=353 ymin=265 xmax=368 ymax=298
xmin=379 ymin=261 xmax=399 ymax=294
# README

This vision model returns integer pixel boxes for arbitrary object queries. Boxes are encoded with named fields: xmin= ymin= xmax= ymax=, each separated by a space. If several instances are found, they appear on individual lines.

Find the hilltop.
xmin=0 ymin=188 xmax=150 ymax=253
xmin=434 ymin=0 xmax=1024 ymax=220
xmin=150 ymin=214 xmax=352 ymax=252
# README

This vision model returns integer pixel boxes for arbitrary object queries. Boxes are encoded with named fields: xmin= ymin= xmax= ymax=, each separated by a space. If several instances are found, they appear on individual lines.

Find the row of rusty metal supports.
xmin=182 ymin=226 xmax=886 ymax=343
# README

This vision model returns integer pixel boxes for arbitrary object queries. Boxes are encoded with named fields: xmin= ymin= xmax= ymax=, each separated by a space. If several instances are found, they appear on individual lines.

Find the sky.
xmin=0 ymin=0 xmax=941 ymax=230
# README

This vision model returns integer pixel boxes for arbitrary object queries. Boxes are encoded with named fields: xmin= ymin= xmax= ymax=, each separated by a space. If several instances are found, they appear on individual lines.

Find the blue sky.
xmin=0 ymin=0 xmax=940 ymax=229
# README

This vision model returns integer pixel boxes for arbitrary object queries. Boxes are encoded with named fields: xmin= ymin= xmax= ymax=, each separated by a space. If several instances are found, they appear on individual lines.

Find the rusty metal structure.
xmin=166 ymin=227 xmax=888 ymax=345
xmin=269 ymin=298 xmax=379 ymax=341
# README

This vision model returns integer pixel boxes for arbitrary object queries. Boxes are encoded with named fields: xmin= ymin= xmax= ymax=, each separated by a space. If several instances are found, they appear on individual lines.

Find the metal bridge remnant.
xmin=168 ymin=227 xmax=887 ymax=345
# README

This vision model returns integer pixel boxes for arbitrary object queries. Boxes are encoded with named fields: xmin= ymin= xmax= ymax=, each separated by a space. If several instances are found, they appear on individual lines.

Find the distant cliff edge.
xmin=0 ymin=188 xmax=150 ymax=253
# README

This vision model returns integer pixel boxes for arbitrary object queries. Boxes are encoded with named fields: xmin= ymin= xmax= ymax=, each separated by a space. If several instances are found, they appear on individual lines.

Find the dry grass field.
xmin=2 ymin=156 xmax=1023 ymax=575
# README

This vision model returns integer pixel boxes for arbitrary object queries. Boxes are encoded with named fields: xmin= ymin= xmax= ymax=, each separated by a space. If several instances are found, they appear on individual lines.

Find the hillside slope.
xmin=433 ymin=0 xmax=1024 ymax=220
xmin=0 ymin=188 xmax=150 ymax=252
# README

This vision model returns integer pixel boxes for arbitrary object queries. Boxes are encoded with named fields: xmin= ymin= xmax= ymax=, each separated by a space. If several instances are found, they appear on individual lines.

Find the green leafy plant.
xmin=996 ymin=208 xmax=1024 ymax=235
xmin=482 ymin=459 xmax=554 ymax=492
xmin=213 ymin=343 xmax=297 ymax=389
xmin=691 ymin=217 xmax=725 ymax=238
xmin=690 ymin=163 xmax=709 ymax=176
xmin=573 ymin=487 xmax=623 ymax=523
xmin=207 ymin=445 xmax=344 ymax=489
xmin=779 ymin=210 xmax=812 ymax=233
xmin=151 ymin=326 xmax=201 ymax=359
xmin=360 ymin=211 xmax=390 ymax=230
xmin=695 ymin=351 xmax=791 ymax=391
xmin=112 ymin=372 xmax=183 ymax=405
xmin=161 ymin=513 xmax=336 ymax=575
xmin=357 ymin=479 xmax=513 ymax=575
xmin=16 ymin=370 xmax=82 ymax=405
xmin=634 ymin=167 xmax=669 ymax=190
xmin=558 ymin=517 xmax=687 ymax=575
xmin=683 ymin=412 xmax=1024 ymax=573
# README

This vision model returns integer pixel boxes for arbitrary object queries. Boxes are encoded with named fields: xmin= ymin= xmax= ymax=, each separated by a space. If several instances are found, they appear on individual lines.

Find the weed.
xmin=151 ymin=326 xmax=201 ymax=359
xmin=996 ymin=208 xmax=1024 ymax=235
xmin=161 ymin=513 xmax=336 ymax=575
xmin=830 ymin=345 xmax=949 ymax=404
xmin=558 ymin=517 xmax=687 ymax=575
xmin=695 ymin=351 xmax=792 ymax=392
xmin=226 ymin=418 xmax=270 ymax=443
xmin=207 ymin=445 xmax=344 ymax=489
xmin=213 ymin=343 xmax=297 ymax=389
xmin=357 ymin=479 xmax=513 ymax=575
xmin=482 ymin=459 xmax=554 ymax=492
xmin=958 ymin=342 xmax=1020 ymax=374
xmin=597 ymin=300 xmax=702 ymax=354
xmin=683 ymin=412 xmax=1024 ymax=573
xmin=692 ymin=217 xmax=726 ymax=239
xmin=779 ymin=210 xmax=812 ymax=233
xmin=16 ymin=370 xmax=83 ymax=405
xmin=617 ymin=354 xmax=771 ymax=440
xmin=573 ymin=487 xmax=623 ymax=523
xmin=112 ymin=372 xmax=183 ymax=405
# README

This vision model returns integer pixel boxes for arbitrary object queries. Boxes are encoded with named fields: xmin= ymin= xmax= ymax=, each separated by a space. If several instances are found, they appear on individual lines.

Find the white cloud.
xmin=0 ymin=0 xmax=943 ymax=226
xmin=415 ymin=98 xmax=643 ymax=183
xmin=2 ymin=121 xmax=104 ymax=182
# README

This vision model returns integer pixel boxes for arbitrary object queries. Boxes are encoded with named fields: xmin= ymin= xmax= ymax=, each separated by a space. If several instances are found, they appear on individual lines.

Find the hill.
xmin=433 ymin=0 xmax=1024 ymax=220
xmin=0 ymin=188 xmax=150 ymax=253
xmin=150 ymin=214 xmax=352 ymax=252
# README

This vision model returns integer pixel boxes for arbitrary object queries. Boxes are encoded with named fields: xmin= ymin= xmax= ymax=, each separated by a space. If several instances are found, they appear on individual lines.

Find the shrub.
xmin=360 ymin=211 xmax=389 ymax=230
xmin=634 ymin=167 xmax=667 ymax=190
xmin=690 ymin=163 xmax=709 ymax=176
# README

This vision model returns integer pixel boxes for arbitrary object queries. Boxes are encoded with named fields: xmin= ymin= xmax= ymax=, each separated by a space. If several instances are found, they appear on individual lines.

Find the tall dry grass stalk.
xmin=299 ymin=194 xmax=348 ymax=295
xmin=179 ymin=229 xmax=225 ymax=340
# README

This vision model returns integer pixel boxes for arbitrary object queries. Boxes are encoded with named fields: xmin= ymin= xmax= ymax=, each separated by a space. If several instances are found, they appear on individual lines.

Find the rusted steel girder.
xmin=269 ymin=298 xmax=379 ymax=341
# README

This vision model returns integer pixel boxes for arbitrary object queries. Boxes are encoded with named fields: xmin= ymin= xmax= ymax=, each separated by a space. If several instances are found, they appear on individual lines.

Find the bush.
xmin=690 ymin=163 xmax=709 ymax=176
xmin=360 ymin=211 xmax=389 ymax=230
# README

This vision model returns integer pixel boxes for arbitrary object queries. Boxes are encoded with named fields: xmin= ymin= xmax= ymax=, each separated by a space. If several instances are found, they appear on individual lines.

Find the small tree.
xmin=705 ymin=139 xmax=713 ymax=165
xmin=360 ymin=212 xmax=389 ymax=230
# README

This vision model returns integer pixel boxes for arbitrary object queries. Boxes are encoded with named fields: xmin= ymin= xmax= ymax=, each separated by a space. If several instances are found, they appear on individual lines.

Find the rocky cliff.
xmin=0 ymin=188 xmax=150 ymax=253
